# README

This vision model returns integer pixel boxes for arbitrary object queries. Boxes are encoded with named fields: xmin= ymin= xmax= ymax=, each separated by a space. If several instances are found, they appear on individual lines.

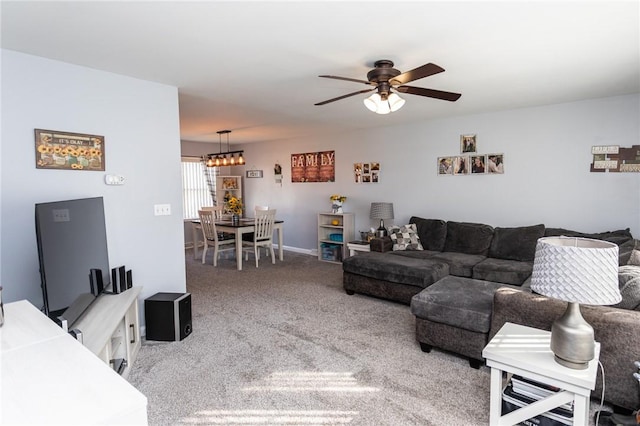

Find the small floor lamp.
xmin=530 ymin=236 xmax=621 ymax=370
xmin=370 ymin=202 xmax=394 ymax=237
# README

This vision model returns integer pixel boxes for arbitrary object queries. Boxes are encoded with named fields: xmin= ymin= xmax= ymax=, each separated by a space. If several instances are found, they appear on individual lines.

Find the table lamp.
xmin=530 ymin=236 xmax=621 ymax=370
xmin=370 ymin=202 xmax=394 ymax=237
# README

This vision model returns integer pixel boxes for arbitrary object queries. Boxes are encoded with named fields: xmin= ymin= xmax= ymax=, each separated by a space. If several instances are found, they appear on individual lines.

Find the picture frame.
xmin=487 ymin=153 xmax=504 ymax=174
xmin=354 ymin=161 xmax=380 ymax=183
xmin=35 ymin=128 xmax=105 ymax=171
xmin=438 ymin=157 xmax=453 ymax=175
xmin=461 ymin=134 xmax=477 ymax=154
xmin=246 ymin=170 xmax=263 ymax=178
xmin=470 ymin=155 xmax=487 ymax=174
xmin=453 ymin=156 xmax=469 ymax=175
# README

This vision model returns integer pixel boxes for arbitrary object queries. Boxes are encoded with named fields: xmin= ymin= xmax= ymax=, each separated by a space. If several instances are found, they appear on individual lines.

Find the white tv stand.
xmin=1 ymin=298 xmax=147 ymax=424
xmin=73 ymin=286 xmax=142 ymax=378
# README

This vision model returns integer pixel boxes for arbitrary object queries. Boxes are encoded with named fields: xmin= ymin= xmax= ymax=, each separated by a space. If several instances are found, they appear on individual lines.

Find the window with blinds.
xmin=181 ymin=157 xmax=216 ymax=219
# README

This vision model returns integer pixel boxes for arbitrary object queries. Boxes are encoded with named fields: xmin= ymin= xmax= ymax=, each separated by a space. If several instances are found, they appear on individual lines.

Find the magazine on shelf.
xmin=502 ymin=384 xmax=573 ymax=426
xmin=511 ymin=376 xmax=573 ymax=412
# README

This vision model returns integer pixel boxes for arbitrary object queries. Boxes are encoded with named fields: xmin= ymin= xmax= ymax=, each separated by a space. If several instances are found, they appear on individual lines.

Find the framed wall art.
xmin=453 ymin=156 xmax=469 ymax=175
xmin=487 ymin=154 xmax=504 ymax=174
xmin=438 ymin=157 xmax=453 ymax=175
xmin=470 ymin=155 xmax=487 ymax=174
xmin=354 ymin=162 xmax=380 ymax=183
xmin=246 ymin=170 xmax=263 ymax=178
xmin=461 ymin=134 xmax=477 ymax=153
xmin=291 ymin=151 xmax=335 ymax=182
xmin=35 ymin=129 xmax=104 ymax=171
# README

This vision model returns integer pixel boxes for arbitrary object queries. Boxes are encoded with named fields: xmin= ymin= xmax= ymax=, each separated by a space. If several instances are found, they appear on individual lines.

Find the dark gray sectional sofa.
xmin=342 ymin=216 xmax=640 ymax=411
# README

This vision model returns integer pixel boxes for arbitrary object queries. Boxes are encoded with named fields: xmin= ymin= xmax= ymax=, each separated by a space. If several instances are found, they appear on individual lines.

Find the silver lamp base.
xmin=550 ymin=302 xmax=595 ymax=370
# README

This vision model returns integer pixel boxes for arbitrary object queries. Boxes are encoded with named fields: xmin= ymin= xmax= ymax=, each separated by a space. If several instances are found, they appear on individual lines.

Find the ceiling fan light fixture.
xmin=388 ymin=92 xmax=405 ymax=112
xmin=364 ymin=93 xmax=381 ymax=112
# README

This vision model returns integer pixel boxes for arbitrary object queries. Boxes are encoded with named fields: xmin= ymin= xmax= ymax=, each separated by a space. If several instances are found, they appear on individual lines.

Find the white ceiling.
xmin=2 ymin=1 xmax=639 ymax=146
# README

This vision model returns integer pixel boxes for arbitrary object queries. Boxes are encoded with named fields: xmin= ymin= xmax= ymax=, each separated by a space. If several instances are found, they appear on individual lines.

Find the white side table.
xmin=482 ymin=322 xmax=599 ymax=426
xmin=347 ymin=241 xmax=370 ymax=257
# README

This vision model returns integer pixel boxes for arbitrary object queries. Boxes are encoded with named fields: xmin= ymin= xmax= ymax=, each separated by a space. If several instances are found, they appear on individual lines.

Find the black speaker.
xmin=144 ymin=292 xmax=192 ymax=341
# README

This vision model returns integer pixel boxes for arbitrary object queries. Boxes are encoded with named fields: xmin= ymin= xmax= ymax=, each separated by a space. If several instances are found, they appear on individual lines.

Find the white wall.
xmin=187 ymin=94 xmax=639 ymax=253
xmin=1 ymin=50 xmax=186 ymax=320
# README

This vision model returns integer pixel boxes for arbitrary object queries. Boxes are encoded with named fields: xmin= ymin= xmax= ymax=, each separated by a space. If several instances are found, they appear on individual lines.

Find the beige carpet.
xmin=128 ymin=250 xmax=608 ymax=425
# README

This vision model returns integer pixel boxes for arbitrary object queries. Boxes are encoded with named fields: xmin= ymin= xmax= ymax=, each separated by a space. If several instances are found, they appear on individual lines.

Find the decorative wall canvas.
xmin=291 ymin=151 xmax=335 ymax=182
xmin=35 ymin=128 xmax=104 ymax=171
xmin=354 ymin=162 xmax=380 ymax=183
xmin=590 ymin=145 xmax=640 ymax=172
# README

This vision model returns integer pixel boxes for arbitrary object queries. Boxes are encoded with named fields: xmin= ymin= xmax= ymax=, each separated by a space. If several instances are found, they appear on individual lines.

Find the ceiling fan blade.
xmin=319 ymin=75 xmax=373 ymax=85
xmin=390 ymin=63 xmax=445 ymax=85
xmin=396 ymin=85 xmax=461 ymax=102
xmin=314 ymin=88 xmax=375 ymax=106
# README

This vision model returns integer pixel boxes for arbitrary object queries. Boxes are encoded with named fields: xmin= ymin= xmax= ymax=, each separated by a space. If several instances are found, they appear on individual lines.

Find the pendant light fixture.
xmin=204 ymin=130 xmax=245 ymax=167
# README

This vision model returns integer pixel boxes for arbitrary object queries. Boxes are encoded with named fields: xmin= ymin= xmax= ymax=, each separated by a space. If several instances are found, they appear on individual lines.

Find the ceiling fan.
xmin=314 ymin=60 xmax=461 ymax=114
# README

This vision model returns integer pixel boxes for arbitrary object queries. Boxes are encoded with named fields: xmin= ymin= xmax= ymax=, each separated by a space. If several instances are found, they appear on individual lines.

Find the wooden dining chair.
xmin=242 ymin=209 xmax=276 ymax=267
xmin=198 ymin=209 xmax=235 ymax=267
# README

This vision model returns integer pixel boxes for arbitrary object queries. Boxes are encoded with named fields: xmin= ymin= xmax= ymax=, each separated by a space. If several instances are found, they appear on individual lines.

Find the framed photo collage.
xmin=438 ymin=134 xmax=504 ymax=176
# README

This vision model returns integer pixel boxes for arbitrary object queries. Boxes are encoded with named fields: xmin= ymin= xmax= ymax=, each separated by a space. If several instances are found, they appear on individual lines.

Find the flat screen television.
xmin=35 ymin=196 xmax=111 ymax=328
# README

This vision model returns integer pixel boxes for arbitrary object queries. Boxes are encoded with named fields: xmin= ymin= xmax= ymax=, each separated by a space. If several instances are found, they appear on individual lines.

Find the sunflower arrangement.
xmin=225 ymin=196 xmax=243 ymax=215
xmin=329 ymin=194 xmax=347 ymax=202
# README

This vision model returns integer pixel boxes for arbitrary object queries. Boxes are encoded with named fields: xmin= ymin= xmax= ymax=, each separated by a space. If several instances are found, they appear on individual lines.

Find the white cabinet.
xmin=73 ymin=286 xmax=142 ymax=378
xmin=318 ymin=212 xmax=355 ymax=263
xmin=216 ymin=175 xmax=243 ymax=214
xmin=1 ymin=300 xmax=148 ymax=425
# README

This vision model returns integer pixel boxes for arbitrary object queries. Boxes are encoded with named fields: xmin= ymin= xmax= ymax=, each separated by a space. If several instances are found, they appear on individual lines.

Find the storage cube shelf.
xmin=317 ymin=212 xmax=355 ymax=263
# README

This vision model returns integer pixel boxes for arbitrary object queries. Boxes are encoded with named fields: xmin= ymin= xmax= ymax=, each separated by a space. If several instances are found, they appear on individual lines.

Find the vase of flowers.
xmin=330 ymin=194 xmax=347 ymax=213
xmin=225 ymin=196 xmax=243 ymax=224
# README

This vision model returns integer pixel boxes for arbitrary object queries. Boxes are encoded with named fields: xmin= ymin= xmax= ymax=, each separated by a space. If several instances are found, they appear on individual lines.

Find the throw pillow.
xmin=628 ymin=249 xmax=640 ymax=266
xmin=390 ymin=224 xmax=424 ymax=251
xmin=614 ymin=265 xmax=640 ymax=311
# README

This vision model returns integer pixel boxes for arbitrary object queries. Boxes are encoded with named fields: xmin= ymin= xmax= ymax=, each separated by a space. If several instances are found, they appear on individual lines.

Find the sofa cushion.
xmin=429 ymin=252 xmax=486 ymax=277
xmin=472 ymin=258 xmax=533 ymax=286
xmin=545 ymin=227 xmax=633 ymax=246
xmin=488 ymin=224 xmax=545 ymax=262
xmin=443 ymin=221 xmax=494 ymax=255
xmin=409 ymin=217 xmax=447 ymax=251
xmin=614 ymin=265 xmax=640 ymax=310
xmin=389 ymin=224 xmax=424 ymax=251
xmin=342 ymin=252 xmax=449 ymax=288
xmin=389 ymin=250 xmax=439 ymax=260
xmin=410 ymin=276 xmax=511 ymax=334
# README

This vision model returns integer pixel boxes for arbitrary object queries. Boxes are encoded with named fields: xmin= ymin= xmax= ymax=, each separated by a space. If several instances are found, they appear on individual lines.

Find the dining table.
xmin=192 ymin=218 xmax=284 ymax=271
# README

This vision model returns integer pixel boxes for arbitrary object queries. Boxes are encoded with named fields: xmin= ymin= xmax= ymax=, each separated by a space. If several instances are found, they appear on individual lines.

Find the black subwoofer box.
xmin=144 ymin=292 xmax=192 ymax=341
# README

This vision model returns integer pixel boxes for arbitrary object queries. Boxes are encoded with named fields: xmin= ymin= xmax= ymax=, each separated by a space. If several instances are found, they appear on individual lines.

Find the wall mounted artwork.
xmin=354 ymin=162 xmax=380 ymax=183
xmin=439 ymin=133 xmax=504 ymax=176
xmin=291 ymin=151 xmax=335 ymax=182
xmin=590 ymin=145 xmax=640 ymax=172
xmin=35 ymin=128 xmax=104 ymax=171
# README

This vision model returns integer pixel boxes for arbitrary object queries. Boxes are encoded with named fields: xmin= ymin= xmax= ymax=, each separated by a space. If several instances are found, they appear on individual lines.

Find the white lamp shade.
xmin=388 ymin=93 xmax=405 ymax=112
xmin=364 ymin=93 xmax=380 ymax=112
xmin=530 ymin=237 xmax=621 ymax=305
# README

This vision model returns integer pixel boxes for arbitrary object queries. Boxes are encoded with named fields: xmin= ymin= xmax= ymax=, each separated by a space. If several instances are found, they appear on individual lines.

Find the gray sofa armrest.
xmin=490 ymin=287 xmax=640 ymax=411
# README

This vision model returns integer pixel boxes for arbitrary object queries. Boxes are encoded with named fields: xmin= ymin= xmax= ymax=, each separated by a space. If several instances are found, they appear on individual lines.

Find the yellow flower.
xmin=225 ymin=196 xmax=243 ymax=215
xmin=330 ymin=194 xmax=347 ymax=202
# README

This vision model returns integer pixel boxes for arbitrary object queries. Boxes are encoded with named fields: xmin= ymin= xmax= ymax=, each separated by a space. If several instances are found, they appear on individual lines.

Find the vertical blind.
xmin=181 ymin=157 xmax=216 ymax=219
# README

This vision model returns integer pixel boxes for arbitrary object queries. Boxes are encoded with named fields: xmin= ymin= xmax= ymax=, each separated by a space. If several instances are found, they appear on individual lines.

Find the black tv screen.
xmin=35 ymin=196 xmax=111 ymax=327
